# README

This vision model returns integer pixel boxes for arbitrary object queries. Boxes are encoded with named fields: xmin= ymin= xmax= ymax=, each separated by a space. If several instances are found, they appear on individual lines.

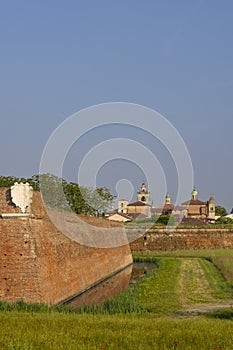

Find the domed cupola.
xmin=165 ymin=193 xmax=171 ymax=204
xmin=191 ymin=188 xmax=198 ymax=200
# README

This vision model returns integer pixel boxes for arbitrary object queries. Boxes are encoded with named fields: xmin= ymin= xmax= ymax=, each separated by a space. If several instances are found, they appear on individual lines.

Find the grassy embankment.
xmin=1 ymin=250 xmax=233 ymax=349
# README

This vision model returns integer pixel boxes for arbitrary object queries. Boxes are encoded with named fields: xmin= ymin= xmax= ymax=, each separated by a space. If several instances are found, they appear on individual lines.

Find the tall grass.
xmin=0 ymin=276 xmax=148 ymax=316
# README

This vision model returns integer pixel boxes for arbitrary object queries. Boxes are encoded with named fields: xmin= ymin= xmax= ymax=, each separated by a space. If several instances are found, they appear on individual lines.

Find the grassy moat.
xmin=2 ymin=249 xmax=233 ymax=349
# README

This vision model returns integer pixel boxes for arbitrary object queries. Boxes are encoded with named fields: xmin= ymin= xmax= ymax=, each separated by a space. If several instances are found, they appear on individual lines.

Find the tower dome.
xmin=191 ymin=188 xmax=198 ymax=200
xmin=165 ymin=193 xmax=171 ymax=204
xmin=140 ymin=183 xmax=147 ymax=193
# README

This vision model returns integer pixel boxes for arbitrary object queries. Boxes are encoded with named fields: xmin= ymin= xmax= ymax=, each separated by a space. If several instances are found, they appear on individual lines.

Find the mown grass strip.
xmin=176 ymin=258 xmax=214 ymax=305
xmin=135 ymin=258 xmax=182 ymax=314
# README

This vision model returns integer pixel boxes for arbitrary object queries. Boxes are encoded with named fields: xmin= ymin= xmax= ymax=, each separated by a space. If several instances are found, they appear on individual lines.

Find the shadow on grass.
xmin=205 ymin=308 xmax=233 ymax=320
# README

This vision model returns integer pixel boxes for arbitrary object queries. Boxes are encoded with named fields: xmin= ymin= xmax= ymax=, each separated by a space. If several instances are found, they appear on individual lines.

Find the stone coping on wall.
xmin=0 ymin=213 xmax=34 ymax=219
xmin=125 ymin=225 xmax=233 ymax=233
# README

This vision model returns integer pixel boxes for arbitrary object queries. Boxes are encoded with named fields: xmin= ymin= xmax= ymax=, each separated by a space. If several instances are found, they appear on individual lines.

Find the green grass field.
xmin=2 ymin=249 xmax=233 ymax=349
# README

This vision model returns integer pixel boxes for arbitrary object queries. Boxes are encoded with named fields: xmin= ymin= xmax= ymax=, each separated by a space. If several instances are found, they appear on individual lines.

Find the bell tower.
xmin=137 ymin=183 xmax=150 ymax=204
xmin=208 ymin=196 xmax=215 ymax=220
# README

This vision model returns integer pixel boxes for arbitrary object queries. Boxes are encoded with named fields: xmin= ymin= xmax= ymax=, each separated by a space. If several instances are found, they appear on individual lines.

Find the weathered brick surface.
xmin=129 ymin=226 xmax=233 ymax=251
xmin=0 ymin=189 xmax=132 ymax=304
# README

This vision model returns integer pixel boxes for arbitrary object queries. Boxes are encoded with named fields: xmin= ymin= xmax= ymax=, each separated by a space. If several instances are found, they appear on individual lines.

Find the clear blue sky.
xmin=0 ymin=1 xmax=233 ymax=210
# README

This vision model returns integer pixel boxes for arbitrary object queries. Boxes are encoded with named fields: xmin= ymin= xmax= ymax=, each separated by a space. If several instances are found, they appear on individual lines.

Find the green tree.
xmin=0 ymin=175 xmax=18 ymax=188
xmin=26 ymin=175 xmax=40 ymax=191
xmin=79 ymin=186 xmax=115 ymax=216
xmin=0 ymin=173 xmax=115 ymax=216
xmin=216 ymin=216 xmax=233 ymax=225
xmin=215 ymin=205 xmax=227 ymax=216
xmin=63 ymin=182 xmax=93 ymax=215
xmin=0 ymin=175 xmax=40 ymax=190
xmin=39 ymin=173 xmax=69 ymax=210
xmin=92 ymin=187 xmax=115 ymax=216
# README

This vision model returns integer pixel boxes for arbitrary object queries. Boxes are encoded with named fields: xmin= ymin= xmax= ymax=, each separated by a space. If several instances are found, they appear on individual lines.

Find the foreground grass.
xmin=2 ymin=312 xmax=233 ymax=349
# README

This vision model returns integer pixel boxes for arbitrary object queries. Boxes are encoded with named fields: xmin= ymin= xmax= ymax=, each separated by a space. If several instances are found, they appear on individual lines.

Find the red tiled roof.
xmin=127 ymin=201 xmax=150 ymax=207
xmin=182 ymin=200 xmax=207 ymax=206
xmin=173 ymin=205 xmax=187 ymax=210
xmin=151 ymin=208 xmax=163 ymax=212
xmin=156 ymin=204 xmax=174 ymax=210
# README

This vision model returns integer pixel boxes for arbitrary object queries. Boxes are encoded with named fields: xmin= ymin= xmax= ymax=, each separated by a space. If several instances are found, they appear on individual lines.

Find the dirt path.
xmin=181 ymin=303 xmax=233 ymax=315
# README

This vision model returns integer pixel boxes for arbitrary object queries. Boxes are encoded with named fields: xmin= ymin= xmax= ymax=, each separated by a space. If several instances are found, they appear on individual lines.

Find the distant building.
xmin=151 ymin=193 xmax=174 ymax=216
xmin=107 ymin=212 xmax=132 ymax=223
xmin=118 ymin=199 xmax=129 ymax=214
xmin=116 ymin=183 xmax=215 ymax=222
xmin=118 ymin=183 xmax=151 ymax=219
xmin=127 ymin=200 xmax=151 ymax=219
xmin=226 ymin=214 xmax=233 ymax=219
xmin=182 ymin=188 xmax=215 ymax=220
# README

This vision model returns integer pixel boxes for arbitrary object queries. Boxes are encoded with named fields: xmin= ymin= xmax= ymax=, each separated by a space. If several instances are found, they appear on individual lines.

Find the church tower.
xmin=208 ymin=196 xmax=215 ymax=220
xmin=137 ymin=183 xmax=150 ymax=204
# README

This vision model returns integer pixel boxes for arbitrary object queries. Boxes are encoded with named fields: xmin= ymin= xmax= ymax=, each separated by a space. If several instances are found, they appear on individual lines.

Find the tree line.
xmin=0 ymin=174 xmax=115 ymax=216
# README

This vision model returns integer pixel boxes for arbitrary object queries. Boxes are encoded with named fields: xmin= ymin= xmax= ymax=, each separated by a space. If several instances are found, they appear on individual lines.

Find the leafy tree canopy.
xmin=216 ymin=216 xmax=233 ymax=225
xmin=215 ymin=205 xmax=227 ymax=216
xmin=0 ymin=174 xmax=115 ymax=216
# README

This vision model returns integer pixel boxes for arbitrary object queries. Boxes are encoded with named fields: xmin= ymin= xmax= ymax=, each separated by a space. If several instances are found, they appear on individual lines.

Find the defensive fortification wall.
xmin=129 ymin=226 xmax=233 ymax=251
xmin=0 ymin=188 xmax=132 ymax=304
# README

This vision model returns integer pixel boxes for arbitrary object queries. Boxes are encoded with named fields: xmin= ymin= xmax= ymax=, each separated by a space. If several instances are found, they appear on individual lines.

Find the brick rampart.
xmin=129 ymin=226 xmax=233 ymax=251
xmin=0 ymin=189 xmax=132 ymax=304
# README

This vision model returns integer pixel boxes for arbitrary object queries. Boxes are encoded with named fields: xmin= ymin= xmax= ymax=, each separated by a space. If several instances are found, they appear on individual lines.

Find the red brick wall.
xmin=129 ymin=226 xmax=233 ymax=251
xmin=0 ymin=189 xmax=132 ymax=304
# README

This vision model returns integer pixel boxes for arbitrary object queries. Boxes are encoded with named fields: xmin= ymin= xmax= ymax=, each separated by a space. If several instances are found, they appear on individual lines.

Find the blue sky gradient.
xmin=0 ymin=1 xmax=233 ymax=210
